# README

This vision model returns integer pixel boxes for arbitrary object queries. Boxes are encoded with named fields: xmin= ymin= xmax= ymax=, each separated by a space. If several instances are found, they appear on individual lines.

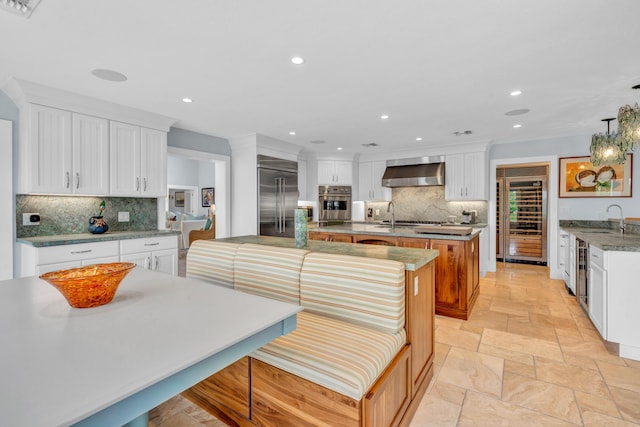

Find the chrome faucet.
xmin=606 ymin=204 xmax=625 ymax=233
xmin=387 ymin=201 xmax=395 ymax=229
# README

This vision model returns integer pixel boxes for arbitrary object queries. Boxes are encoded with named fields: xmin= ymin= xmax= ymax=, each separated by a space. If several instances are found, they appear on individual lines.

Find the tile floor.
xmin=150 ymin=262 xmax=640 ymax=426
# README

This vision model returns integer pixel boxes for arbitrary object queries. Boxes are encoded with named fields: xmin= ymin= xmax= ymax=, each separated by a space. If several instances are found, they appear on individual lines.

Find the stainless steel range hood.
xmin=381 ymin=156 xmax=445 ymax=187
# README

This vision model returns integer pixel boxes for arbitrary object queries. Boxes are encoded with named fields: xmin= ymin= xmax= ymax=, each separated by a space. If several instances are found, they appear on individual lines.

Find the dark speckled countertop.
xmin=560 ymin=227 xmax=640 ymax=252
xmin=308 ymin=222 xmax=483 ymax=241
xmin=216 ymin=235 xmax=439 ymax=271
xmin=17 ymin=230 xmax=180 ymax=247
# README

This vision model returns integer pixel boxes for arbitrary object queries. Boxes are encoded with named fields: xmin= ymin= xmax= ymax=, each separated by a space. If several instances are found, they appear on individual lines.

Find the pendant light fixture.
xmin=617 ymin=84 xmax=640 ymax=152
xmin=590 ymin=118 xmax=626 ymax=166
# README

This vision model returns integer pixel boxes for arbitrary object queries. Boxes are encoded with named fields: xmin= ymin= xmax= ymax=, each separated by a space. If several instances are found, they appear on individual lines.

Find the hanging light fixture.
xmin=590 ymin=118 xmax=626 ymax=166
xmin=617 ymin=84 xmax=640 ymax=152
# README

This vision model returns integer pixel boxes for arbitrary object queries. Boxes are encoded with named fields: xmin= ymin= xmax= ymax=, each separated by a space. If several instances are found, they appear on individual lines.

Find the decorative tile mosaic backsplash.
xmin=365 ymin=187 xmax=488 ymax=223
xmin=16 ymin=195 xmax=158 ymax=238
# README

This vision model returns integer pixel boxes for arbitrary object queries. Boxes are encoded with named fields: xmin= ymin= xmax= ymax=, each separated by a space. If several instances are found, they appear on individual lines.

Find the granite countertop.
xmin=309 ymin=222 xmax=483 ymax=241
xmin=560 ymin=226 xmax=640 ymax=252
xmin=17 ymin=230 xmax=180 ymax=247
xmin=216 ymin=235 xmax=439 ymax=271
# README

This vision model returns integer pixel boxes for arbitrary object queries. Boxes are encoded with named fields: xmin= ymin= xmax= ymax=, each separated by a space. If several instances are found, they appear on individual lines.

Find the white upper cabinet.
xmin=445 ymin=152 xmax=487 ymax=200
xmin=358 ymin=160 xmax=391 ymax=201
xmin=318 ymin=160 xmax=352 ymax=185
xmin=140 ymin=127 xmax=167 ymax=197
xmin=110 ymin=122 xmax=167 ymax=197
xmin=72 ymin=113 xmax=109 ymax=195
xmin=23 ymin=104 xmax=72 ymax=194
xmin=21 ymin=105 xmax=109 ymax=195
xmin=5 ymin=78 xmax=175 ymax=197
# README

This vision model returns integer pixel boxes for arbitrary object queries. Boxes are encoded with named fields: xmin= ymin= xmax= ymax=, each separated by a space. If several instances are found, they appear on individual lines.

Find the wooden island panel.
xmin=309 ymin=231 xmax=480 ymax=320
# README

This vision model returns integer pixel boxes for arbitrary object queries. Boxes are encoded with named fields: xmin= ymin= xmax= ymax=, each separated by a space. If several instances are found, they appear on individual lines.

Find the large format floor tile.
xmin=152 ymin=262 xmax=640 ymax=426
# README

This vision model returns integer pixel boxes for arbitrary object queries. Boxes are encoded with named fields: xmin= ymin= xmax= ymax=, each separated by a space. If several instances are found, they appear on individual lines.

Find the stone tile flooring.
xmin=150 ymin=262 xmax=640 ymax=426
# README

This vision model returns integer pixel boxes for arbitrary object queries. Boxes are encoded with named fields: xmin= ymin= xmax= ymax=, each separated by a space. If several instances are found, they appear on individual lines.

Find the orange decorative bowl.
xmin=39 ymin=262 xmax=136 ymax=308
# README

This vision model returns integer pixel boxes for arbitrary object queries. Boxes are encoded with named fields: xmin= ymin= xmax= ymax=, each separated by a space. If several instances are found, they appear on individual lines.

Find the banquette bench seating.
xmin=182 ymin=240 xmax=433 ymax=427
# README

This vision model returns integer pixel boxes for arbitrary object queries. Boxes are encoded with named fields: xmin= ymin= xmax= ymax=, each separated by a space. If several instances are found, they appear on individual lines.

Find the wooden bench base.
xmin=184 ymin=345 xmax=419 ymax=427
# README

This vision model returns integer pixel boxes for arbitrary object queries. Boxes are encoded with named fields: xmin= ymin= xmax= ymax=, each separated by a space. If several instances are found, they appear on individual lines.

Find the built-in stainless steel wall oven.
xmin=576 ymin=237 xmax=589 ymax=313
xmin=318 ymin=185 xmax=352 ymax=221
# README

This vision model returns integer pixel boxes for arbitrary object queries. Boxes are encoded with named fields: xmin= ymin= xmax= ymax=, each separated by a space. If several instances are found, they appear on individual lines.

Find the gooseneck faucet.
xmin=387 ymin=201 xmax=395 ymax=229
xmin=606 ymin=204 xmax=625 ymax=233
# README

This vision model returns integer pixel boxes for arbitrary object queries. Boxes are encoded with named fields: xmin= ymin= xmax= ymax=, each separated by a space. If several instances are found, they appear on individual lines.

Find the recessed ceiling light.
xmin=291 ymin=56 xmax=305 ymax=65
xmin=91 ymin=68 xmax=127 ymax=82
xmin=380 ymin=114 xmax=390 ymax=120
xmin=513 ymin=124 xmax=522 ymax=128
xmin=510 ymin=90 xmax=522 ymax=96
xmin=182 ymin=98 xmax=193 ymax=103
xmin=289 ymin=131 xmax=296 ymax=136
xmin=337 ymin=147 xmax=343 ymax=151
xmin=416 ymin=137 xmax=423 ymax=141
xmin=505 ymin=108 xmax=530 ymax=116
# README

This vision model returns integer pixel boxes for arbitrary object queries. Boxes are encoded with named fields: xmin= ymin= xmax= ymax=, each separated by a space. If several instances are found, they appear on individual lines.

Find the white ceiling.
xmin=1 ymin=0 xmax=640 ymax=155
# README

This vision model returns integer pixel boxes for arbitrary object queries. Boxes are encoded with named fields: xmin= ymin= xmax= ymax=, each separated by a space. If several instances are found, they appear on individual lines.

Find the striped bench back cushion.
xmin=300 ymin=252 xmax=405 ymax=334
xmin=234 ymin=244 xmax=309 ymax=305
xmin=186 ymin=241 xmax=241 ymax=288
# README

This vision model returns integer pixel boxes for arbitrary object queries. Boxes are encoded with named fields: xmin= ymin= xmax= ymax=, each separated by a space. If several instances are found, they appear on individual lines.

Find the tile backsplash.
xmin=16 ymin=195 xmax=158 ymax=238
xmin=365 ymin=187 xmax=488 ymax=223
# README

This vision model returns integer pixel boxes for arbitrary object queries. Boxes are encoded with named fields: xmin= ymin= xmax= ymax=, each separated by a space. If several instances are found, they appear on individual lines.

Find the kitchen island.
xmin=560 ymin=223 xmax=640 ymax=361
xmin=0 ymin=267 xmax=301 ymax=426
xmin=307 ymin=223 xmax=481 ymax=320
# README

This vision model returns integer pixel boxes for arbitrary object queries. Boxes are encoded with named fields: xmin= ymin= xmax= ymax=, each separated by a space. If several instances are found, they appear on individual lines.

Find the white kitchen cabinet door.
xmin=358 ymin=161 xmax=391 ymax=200
xmin=110 ymin=123 xmax=167 ymax=197
xmin=151 ymin=248 xmax=178 ymax=275
xmin=28 ymin=104 xmax=73 ymax=194
xmin=120 ymin=236 xmax=178 ymax=275
xmin=445 ymin=152 xmax=487 ymax=200
xmin=110 ymin=121 xmax=141 ymax=196
xmin=589 ymin=253 xmax=607 ymax=338
xmin=318 ymin=160 xmax=352 ymax=185
xmin=72 ymin=113 xmax=109 ymax=195
xmin=317 ymin=160 xmax=336 ymax=185
xmin=140 ymin=127 xmax=167 ymax=197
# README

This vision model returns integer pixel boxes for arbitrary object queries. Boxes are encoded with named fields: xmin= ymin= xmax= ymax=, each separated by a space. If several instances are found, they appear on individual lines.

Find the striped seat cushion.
xmin=186 ymin=241 xmax=241 ymax=288
xmin=234 ymin=244 xmax=309 ymax=305
xmin=300 ymin=252 xmax=405 ymax=334
xmin=252 ymin=311 xmax=406 ymax=400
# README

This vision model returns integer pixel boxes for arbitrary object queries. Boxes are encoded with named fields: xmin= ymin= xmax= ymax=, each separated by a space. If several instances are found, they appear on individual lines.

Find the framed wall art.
xmin=559 ymin=155 xmax=633 ymax=198
xmin=202 ymin=187 xmax=214 ymax=207
xmin=175 ymin=191 xmax=185 ymax=207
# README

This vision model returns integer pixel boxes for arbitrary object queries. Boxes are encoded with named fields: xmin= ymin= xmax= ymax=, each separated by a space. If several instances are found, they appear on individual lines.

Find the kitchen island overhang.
xmin=0 ymin=267 xmax=301 ymax=427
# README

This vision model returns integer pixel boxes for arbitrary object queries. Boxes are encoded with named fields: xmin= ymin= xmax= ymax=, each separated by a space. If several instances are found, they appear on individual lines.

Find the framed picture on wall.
xmin=559 ymin=155 xmax=633 ymax=198
xmin=202 ymin=187 xmax=214 ymax=207
xmin=175 ymin=191 xmax=185 ymax=207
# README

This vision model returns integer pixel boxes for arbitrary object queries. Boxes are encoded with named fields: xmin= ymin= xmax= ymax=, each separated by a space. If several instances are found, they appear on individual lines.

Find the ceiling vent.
xmin=1 ymin=0 xmax=42 ymax=18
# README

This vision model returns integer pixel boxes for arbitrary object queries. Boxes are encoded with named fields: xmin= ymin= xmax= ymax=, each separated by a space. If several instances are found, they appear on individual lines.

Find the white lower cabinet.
xmin=18 ymin=241 xmax=120 ymax=277
xmin=588 ymin=245 xmax=606 ymax=337
xmin=120 ymin=235 xmax=178 ymax=276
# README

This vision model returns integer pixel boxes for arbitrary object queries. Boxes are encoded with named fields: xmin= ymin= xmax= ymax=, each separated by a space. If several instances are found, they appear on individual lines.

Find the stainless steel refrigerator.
xmin=257 ymin=155 xmax=299 ymax=237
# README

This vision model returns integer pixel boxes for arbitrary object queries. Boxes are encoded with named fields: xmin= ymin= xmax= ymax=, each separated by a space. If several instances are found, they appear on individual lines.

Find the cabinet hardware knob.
xmin=143 ymin=178 xmax=147 ymax=192
xmin=76 ymin=172 xmax=80 ymax=189
xmin=144 ymin=242 xmax=160 ymax=246
xmin=70 ymin=249 xmax=92 ymax=254
xmin=136 ymin=177 xmax=140 ymax=191
xmin=66 ymin=172 xmax=70 ymax=189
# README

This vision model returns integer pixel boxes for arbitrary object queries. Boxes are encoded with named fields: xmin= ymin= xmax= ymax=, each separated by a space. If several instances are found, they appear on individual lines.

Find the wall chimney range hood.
xmin=381 ymin=156 xmax=445 ymax=187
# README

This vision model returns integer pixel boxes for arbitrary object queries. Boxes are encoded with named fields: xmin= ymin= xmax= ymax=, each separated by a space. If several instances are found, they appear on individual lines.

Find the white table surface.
xmin=0 ymin=267 xmax=301 ymax=427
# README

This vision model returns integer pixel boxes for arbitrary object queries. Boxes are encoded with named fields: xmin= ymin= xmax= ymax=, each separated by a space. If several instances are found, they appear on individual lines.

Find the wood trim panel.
xmin=182 ymin=356 xmax=251 ymax=422
xmin=363 ymin=345 xmax=411 ymax=427
xmin=251 ymin=358 xmax=361 ymax=427
xmin=406 ymin=263 xmax=435 ymax=395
